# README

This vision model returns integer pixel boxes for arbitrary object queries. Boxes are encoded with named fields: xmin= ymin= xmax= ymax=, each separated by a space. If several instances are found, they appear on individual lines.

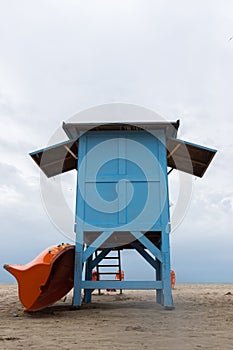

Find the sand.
xmin=0 ymin=284 xmax=233 ymax=350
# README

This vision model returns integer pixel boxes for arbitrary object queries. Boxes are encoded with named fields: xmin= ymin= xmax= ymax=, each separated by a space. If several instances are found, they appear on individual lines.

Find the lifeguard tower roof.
xmin=30 ymin=120 xmax=216 ymax=179
xmin=62 ymin=120 xmax=179 ymax=138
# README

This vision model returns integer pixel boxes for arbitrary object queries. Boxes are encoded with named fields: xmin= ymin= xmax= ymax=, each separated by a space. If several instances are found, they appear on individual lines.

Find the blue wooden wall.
xmin=76 ymin=130 xmax=169 ymax=233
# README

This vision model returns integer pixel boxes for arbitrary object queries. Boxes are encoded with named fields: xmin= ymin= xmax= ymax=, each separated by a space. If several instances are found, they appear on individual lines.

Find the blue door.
xmin=76 ymin=130 xmax=168 ymax=232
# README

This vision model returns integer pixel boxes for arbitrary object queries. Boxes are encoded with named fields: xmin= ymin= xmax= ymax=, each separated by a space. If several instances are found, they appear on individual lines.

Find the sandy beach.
xmin=0 ymin=284 xmax=232 ymax=350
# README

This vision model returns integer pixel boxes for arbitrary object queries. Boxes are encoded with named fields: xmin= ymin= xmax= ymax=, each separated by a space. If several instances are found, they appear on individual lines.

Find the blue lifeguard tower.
xmin=30 ymin=120 xmax=216 ymax=309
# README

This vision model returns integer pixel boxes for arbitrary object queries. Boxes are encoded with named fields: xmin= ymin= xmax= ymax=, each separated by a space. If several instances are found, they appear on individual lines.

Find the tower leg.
xmin=156 ymin=259 xmax=163 ymax=305
xmin=73 ymin=231 xmax=84 ymax=307
xmin=84 ymin=255 xmax=93 ymax=303
xmin=162 ymin=252 xmax=174 ymax=309
xmin=161 ymin=231 xmax=174 ymax=309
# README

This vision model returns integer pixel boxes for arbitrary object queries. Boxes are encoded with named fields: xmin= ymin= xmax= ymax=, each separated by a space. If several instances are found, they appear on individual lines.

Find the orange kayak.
xmin=3 ymin=243 xmax=75 ymax=312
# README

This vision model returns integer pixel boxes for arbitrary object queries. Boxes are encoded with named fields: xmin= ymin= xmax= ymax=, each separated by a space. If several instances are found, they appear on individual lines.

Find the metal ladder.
xmin=95 ymin=249 xmax=123 ymax=294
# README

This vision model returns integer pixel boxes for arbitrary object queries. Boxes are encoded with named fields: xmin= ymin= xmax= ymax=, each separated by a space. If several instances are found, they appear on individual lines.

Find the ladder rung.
xmin=100 ymin=256 xmax=119 ymax=259
xmin=98 ymin=264 xmax=120 ymax=267
xmin=97 ymin=272 xmax=118 ymax=275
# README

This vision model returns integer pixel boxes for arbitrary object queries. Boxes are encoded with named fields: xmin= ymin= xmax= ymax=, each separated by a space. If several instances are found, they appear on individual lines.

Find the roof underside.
xmin=84 ymin=231 xmax=161 ymax=250
xmin=62 ymin=121 xmax=180 ymax=139
xmin=30 ymin=139 xmax=78 ymax=178
xmin=30 ymin=122 xmax=216 ymax=178
xmin=167 ymin=138 xmax=216 ymax=177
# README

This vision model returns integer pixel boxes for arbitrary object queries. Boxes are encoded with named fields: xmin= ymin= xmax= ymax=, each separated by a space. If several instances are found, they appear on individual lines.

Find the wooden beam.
xmin=170 ymin=153 xmax=207 ymax=167
xmin=82 ymin=280 xmax=163 ymax=290
xmin=131 ymin=231 xmax=163 ymax=262
xmin=82 ymin=231 xmax=114 ymax=262
xmin=131 ymin=242 xmax=158 ymax=269
xmin=167 ymin=143 xmax=181 ymax=159
xmin=64 ymin=145 xmax=77 ymax=160
xmin=40 ymin=154 xmax=74 ymax=168
xmin=90 ymin=248 xmax=111 ymax=269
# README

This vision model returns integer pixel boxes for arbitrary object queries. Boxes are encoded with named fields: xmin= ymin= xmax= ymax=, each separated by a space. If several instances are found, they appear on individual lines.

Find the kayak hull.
xmin=3 ymin=244 xmax=75 ymax=311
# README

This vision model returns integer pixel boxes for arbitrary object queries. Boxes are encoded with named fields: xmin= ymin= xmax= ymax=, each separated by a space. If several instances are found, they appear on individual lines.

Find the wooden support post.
xmin=130 ymin=242 xmax=157 ymax=269
xmin=90 ymin=248 xmax=112 ymax=269
xmin=117 ymin=249 xmax=123 ymax=294
xmin=84 ymin=254 xmax=93 ymax=303
xmin=131 ymin=231 xmax=163 ymax=262
xmin=161 ymin=230 xmax=174 ymax=309
xmin=156 ymin=259 xmax=163 ymax=305
xmin=73 ymin=237 xmax=83 ymax=307
xmin=160 ymin=133 xmax=174 ymax=309
xmin=82 ymin=231 xmax=113 ymax=263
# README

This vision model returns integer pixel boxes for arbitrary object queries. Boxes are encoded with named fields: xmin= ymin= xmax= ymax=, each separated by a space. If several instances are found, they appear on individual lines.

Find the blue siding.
xmin=76 ymin=130 xmax=168 ymax=232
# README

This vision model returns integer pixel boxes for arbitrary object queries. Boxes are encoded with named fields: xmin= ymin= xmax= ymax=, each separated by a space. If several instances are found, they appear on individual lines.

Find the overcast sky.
xmin=0 ymin=0 xmax=233 ymax=283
